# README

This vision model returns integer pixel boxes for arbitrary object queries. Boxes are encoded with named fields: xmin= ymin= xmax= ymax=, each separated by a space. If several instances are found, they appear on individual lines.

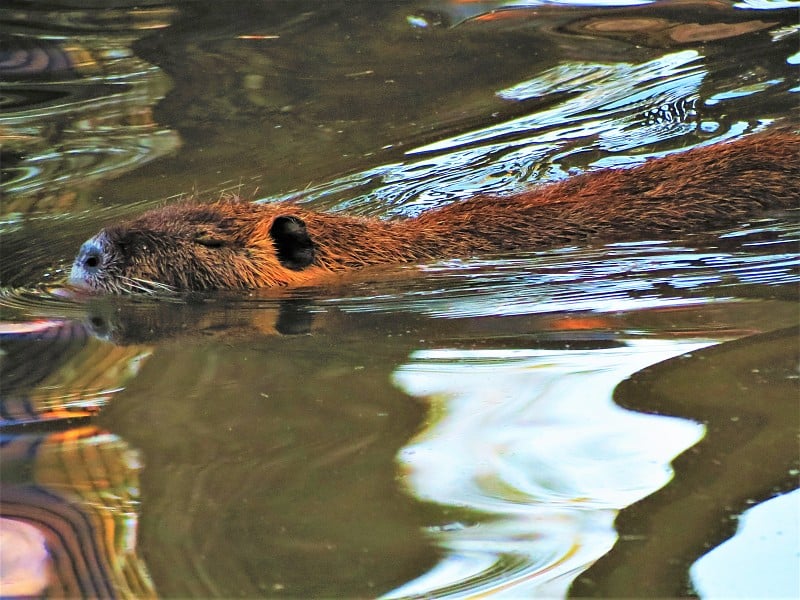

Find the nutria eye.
xmin=194 ymin=232 xmax=228 ymax=247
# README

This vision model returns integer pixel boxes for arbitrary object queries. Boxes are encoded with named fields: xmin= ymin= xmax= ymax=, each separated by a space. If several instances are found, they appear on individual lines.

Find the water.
xmin=691 ymin=489 xmax=800 ymax=599
xmin=1 ymin=1 xmax=798 ymax=597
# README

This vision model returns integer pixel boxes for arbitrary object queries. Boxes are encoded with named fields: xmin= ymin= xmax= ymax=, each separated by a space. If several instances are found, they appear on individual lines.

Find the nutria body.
xmin=70 ymin=132 xmax=799 ymax=293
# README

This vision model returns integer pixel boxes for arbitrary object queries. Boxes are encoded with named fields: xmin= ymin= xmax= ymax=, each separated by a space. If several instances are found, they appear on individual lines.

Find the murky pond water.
xmin=1 ymin=1 xmax=798 ymax=598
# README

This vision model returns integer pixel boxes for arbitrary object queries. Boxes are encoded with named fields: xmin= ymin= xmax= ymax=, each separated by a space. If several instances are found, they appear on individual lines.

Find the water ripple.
xmin=0 ymin=21 xmax=180 ymax=213
xmin=326 ymin=218 xmax=799 ymax=319
xmin=274 ymin=46 xmax=787 ymax=218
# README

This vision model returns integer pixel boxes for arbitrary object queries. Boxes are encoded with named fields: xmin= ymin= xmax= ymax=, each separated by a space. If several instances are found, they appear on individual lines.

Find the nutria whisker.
xmin=115 ymin=278 xmax=153 ymax=295
xmin=116 ymin=276 xmax=176 ymax=296
xmin=68 ymin=131 xmax=800 ymax=294
xmin=129 ymin=277 xmax=177 ymax=294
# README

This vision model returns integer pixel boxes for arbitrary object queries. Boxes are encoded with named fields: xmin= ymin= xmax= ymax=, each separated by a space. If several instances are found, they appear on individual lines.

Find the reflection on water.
xmin=691 ymin=489 xmax=800 ymax=599
xmin=573 ymin=326 xmax=799 ymax=597
xmin=387 ymin=341 xmax=707 ymax=597
xmin=0 ymin=319 xmax=151 ymax=424
xmin=418 ymin=49 xmax=708 ymax=155
xmin=0 ymin=518 xmax=50 ymax=597
xmin=0 ymin=5 xmax=179 ymax=214
xmin=0 ymin=319 xmax=155 ymax=595
xmin=0 ymin=427 xmax=154 ymax=597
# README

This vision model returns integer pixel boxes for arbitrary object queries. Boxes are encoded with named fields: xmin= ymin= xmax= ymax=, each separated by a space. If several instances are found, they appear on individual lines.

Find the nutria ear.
xmin=269 ymin=215 xmax=315 ymax=270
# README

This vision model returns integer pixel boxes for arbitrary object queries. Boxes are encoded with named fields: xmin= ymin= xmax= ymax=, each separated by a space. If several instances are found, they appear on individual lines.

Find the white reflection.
xmin=690 ymin=489 xmax=800 ymax=599
xmin=411 ymin=50 xmax=703 ymax=156
xmin=0 ymin=518 xmax=51 ymax=596
xmin=385 ymin=339 xmax=710 ymax=598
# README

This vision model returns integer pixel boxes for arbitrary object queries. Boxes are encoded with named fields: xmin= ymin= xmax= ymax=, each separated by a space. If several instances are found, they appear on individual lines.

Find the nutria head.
xmin=69 ymin=201 xmax=319 ymax=293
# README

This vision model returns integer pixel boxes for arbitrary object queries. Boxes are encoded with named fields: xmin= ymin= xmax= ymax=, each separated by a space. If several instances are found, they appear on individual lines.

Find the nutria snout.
xmin=69 ymin=132 xmax=799 ymax=294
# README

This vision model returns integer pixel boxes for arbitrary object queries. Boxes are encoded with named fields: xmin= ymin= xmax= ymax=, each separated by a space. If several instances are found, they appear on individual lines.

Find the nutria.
xmin=70 ymin=132 xmax=799 ymax=293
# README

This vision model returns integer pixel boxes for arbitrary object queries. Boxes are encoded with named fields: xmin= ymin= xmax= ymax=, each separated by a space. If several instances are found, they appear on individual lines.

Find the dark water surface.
xmin=1 ymin=1 xmax=798 ymax=598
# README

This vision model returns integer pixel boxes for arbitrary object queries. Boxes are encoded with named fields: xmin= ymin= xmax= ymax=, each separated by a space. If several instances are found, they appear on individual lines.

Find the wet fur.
xmin=71 ymin=132 xmax=800 ymax=293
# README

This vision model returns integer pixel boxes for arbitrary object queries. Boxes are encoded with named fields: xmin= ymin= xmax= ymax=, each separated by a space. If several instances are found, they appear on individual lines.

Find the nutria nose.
xmin=77 ymin=239 xmax=104 ymax=271
xmin=69 ymin=236 xmax=107 ymax=286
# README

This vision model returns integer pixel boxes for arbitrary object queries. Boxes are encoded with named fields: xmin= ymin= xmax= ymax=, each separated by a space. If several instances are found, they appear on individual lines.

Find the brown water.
xmin=1 ymin=1 xmax=798 ymax=598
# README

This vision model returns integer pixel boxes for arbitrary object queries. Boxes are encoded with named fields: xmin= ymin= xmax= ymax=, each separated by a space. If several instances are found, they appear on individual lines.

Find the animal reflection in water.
xmin=2 ymin=299 xmax=797 ymax=596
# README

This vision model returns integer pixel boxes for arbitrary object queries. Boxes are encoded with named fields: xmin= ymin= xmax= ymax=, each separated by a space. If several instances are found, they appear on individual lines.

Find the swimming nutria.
xmin=70 ymin=132 xmax=799 ymax=293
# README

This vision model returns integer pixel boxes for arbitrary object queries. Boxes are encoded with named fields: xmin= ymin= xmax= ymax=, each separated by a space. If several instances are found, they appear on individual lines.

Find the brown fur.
xmin=70 ymin=132 xmax=799 ymax=293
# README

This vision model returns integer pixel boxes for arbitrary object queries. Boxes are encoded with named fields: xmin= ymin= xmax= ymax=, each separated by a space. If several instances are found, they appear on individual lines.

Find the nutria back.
xmin=70 ymin=132 xmax=799 ymax=293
